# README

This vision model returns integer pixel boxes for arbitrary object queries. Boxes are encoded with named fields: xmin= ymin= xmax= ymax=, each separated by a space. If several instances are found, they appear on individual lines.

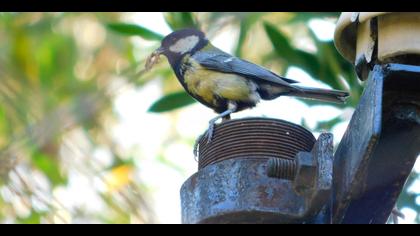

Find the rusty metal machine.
xmin=182 ymin=118 xmax=333 ymax=223
xmin=180 ymin=13 xmax=420 ymax=224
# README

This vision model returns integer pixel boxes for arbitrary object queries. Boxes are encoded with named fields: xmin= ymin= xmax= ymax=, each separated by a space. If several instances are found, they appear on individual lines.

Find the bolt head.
xmin=293 ymin=152 xmax=316 ymax=195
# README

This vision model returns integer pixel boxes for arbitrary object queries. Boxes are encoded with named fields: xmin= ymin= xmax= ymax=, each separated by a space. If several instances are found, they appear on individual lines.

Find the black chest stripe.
xmin=180 ymin=61 xmax=193 ymax=76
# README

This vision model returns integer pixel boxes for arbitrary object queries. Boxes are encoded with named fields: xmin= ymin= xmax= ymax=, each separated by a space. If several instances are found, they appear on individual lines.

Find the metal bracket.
xmin=333 ymin=63 xmax=420 ymax=223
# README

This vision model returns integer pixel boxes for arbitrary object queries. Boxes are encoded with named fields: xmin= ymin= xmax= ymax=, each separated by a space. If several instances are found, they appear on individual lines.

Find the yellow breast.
xmin=183 ymin=58 xmax=258 ymax=106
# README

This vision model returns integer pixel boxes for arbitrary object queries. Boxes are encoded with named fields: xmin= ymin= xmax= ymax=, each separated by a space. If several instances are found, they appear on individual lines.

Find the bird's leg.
xmin=193 ymin=133 xmax=204 ymax=161
xmin=204 ymin=102 xmax=237 ymax=144
xmin=222 ymin=114 xmax=231 ymax=121
xmin=193 ymin=102 xmax=237 ymax=159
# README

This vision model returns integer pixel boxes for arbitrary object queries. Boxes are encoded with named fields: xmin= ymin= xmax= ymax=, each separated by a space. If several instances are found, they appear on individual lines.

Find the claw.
xmin=193 ymin=134 xmax=204 ymax=161
xmin=206 ymin=120 xmax=216 ymax=144
xmin=192 ymin=102 xmax=237 ymax=161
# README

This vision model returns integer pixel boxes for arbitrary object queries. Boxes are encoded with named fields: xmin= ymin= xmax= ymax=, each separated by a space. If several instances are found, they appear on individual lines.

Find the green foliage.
xmin=287 ymin=12 xmax=340 ymax=23
xmin=17 ymin=212 xmax=43 ymax=224
xmin=0 ymin=12 xmax=151 ymax=224
xmin=32 ymin=151 xmax=66 ymax=186
xmin=235 ymin=13 xmax=264 ymax=57
xmin=148 ymin=91 xmax=195 ymax=113
xmin=263 ymin=22 xmax=361 ymax=107
xmin=163 ymin=13 xmax=198 ymax=30
xmin=107 ymin=23 xmax=164 ymax=41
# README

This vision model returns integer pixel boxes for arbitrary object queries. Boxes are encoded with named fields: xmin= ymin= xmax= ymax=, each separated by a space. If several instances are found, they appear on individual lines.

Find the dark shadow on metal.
xmin=181 ymin=118 xmax=334 ymax=224
xmin=333 ymin=63 xmax=420 ymax=224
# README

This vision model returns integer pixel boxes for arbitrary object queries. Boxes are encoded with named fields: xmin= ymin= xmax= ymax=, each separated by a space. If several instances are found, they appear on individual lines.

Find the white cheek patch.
xmin=169 ymin=35 xmax=199 ymax=54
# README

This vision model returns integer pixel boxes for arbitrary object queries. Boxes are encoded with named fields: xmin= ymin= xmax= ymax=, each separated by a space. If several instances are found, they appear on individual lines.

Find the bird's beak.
xmin=153 ymin=46 xmax=165 ymax=55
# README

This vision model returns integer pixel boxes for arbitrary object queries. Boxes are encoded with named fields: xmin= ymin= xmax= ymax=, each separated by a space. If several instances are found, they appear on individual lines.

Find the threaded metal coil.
xmin=197 ymin=117 xmax=315 ymax=170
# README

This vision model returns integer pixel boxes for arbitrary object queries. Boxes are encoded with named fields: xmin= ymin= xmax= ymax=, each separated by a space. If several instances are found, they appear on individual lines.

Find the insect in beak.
xmin=145 ymin=47 xmax=164 ymax=71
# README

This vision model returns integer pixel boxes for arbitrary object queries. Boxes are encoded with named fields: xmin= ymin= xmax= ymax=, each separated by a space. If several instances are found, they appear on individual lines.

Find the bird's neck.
xmin=166 ymin=39 xmax=209 ymax=79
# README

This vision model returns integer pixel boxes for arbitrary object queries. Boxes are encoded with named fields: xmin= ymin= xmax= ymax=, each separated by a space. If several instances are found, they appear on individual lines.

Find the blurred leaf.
xmin=308 ymin=30 xmax=342 ymax=89
xmin=235 ymin=20 xmax=250 ymax=57
xmin=156 ymin=154 xmax=184 ymax=174
xmin=264 ymin=22 xmax=323 ymax=80
xmin=0 ymin=198 xmax=4 ymax=219
xmin=263 ymin=22 xmax=296 ymax=60
xmin=163 ymin=13 xmax=198 ymax=30
xmin=313 ymin=115 xmax=342 ymax=132
xmin=293 ymin=49 xmax=322 ymax=80
xmin=148 ymin=91 xmax=195 ymax=113
xmin=288 ymin=12 xmax=340 ymax=23
xmin=235 ymin=13 xmax=262 ymax=57
xmin=308 ymin=29 xmax=362 ymax=106
xmin=11 ymin=29 xmax=38 ymax=83
xmin=32 ymin=152 xmax=66 ymax=186
xmin=107 ymin=23 xmax=164 ymax=41
xmin=264 ymin=21 xmax=356 ymax=109
xmin=0 ymin=105 xmax=5 ymax=134
xmin=17 ymin=211 xmax=42 ymax=224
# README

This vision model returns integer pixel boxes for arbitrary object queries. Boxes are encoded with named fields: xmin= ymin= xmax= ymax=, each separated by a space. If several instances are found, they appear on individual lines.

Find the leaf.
xmin=17 ymin=211 xmax=42 ymax=224
xmin=163 ymin=13 xmax=198 ymax=30
xmin=312 ymin=115 xmax=343 ymax=132
xmin=263 ymin=22 xmax=296 ymax=60
xmin=294 ymin=49 xmax=321 ymax=79
xmin=264 ymin=22 xmax=322 ymax=80
xmin=106 ymin=23 xmax=163 ymax=41
xmin=288 ymin=12 xmax=340 ymax=24
xmin=235 ymin=20 xmax=250 ymax=57
xmin=235 ymin=13 xmax=263 ymax=57
xmin=307 ymin=29 xmax=362 ymax=104
xmin=148 ymin=91 xmax=196 ymax=113
xmin=263 ymin=23 xmax=354 ymax=108
xmin=33 ymin=152 xmax=66 ymax=186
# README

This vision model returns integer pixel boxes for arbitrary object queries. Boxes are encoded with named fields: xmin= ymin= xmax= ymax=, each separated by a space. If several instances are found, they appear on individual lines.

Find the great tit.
xmin=152 ymin=28 xmax=349 ymax=145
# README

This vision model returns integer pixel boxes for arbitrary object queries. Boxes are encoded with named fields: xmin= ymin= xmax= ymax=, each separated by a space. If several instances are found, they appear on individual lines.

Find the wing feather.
xmin=193 ymin=47 xmax=299 ymax=88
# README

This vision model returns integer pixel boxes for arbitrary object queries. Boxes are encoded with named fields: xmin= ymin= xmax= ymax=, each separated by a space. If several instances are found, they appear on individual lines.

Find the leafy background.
xmin=0 ymin=12 xmax=418 ymax=223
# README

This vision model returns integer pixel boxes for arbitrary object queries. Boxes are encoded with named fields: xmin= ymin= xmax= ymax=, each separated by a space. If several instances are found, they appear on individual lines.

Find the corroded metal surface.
xmin=333 ymin=63 xmax=420 ymax=224
xmin=197 ymin=118 xmax=316 ymax=170
xmin=181 ymin=118 xmax=334 ymax=224
xmin=181 ymin=158 xmax=306 ymax=224
xmin=332 ymin=67 xmax=383 ymax=222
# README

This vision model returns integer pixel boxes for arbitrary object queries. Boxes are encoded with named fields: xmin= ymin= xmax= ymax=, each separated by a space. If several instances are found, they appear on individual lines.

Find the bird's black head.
xmin=155 ymin=28 xmax=208 ymax=65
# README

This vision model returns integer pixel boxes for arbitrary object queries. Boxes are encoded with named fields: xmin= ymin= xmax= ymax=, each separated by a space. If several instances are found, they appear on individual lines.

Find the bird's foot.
xmin=192 ymin=102 xmax=237 ymax=160
xmin=192 ymin=119 xmax=217 ymax=160
xmin=193 ymin=134 xmax=204 ymax=161
xmin=205 ymin=119 xmax=216 ymax=144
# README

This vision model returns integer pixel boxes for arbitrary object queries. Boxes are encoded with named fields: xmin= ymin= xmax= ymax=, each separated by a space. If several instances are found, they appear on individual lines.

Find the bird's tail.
xmin=288 ymin=85 xmax=350 ymax=104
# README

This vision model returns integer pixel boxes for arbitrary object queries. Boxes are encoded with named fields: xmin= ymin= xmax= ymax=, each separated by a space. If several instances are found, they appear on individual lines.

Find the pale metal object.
xmin=334 ymin=12 xmax=420 ymax=78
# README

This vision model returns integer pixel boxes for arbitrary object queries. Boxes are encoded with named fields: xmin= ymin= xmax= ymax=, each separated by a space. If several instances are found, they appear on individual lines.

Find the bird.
xmin=150 ymin=28 xmax=349 ymax=153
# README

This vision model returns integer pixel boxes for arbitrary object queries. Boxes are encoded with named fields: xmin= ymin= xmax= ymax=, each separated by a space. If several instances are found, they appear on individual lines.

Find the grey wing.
xmin=193 ymin=48 xmax=299 ymax=88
